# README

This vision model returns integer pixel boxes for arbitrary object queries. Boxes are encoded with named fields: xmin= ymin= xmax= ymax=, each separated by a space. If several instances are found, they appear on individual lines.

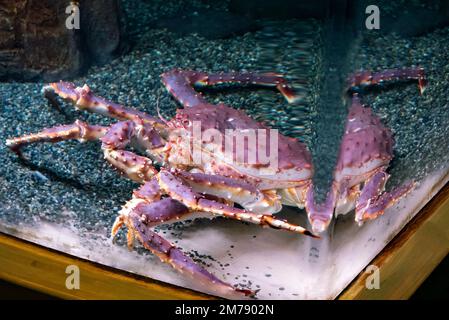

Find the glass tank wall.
xmin=0 ymin=0 xmax=448 ymax=299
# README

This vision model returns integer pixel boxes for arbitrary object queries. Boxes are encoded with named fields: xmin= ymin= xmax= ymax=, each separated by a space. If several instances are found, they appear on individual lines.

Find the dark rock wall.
xmin=0 ymin=0 xmax=124 ymax=82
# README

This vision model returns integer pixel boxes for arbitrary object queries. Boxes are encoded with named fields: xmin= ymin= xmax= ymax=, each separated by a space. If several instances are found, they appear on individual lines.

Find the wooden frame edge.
xmin=339 ymin=181 xmax=449 ymax=299
xmin=0 ymin=233 xmax=214 ymax=300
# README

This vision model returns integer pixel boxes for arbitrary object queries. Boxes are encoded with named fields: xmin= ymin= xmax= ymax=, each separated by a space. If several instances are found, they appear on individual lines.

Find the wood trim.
xmin=0 ymin=233 xmax=213 ymax=300
xmin=339 ymin=181 xmax=449 ymax=299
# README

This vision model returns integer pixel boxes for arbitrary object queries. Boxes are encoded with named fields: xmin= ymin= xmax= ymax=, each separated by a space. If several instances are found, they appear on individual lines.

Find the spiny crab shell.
xmin=168 ymin=103 xmax=313 ymax=190
xmin=333 ymin=97 xmax=394 ymax=213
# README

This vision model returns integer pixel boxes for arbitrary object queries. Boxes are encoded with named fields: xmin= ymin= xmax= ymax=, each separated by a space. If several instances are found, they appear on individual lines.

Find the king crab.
xmin=5 ymin=67 xmax=425 ymax=297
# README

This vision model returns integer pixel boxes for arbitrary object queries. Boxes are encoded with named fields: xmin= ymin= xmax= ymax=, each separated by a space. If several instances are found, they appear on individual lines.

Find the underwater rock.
xmin=80 ymin=0 xmax=127 ymax=65
xmin=0 ymin=0 xmax=124 ymax=82
xmin=0 ymin=0 xmax=82 ymax=81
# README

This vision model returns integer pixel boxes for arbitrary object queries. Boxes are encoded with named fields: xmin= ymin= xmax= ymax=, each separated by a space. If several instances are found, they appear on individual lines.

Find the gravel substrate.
xmin=0 ymin=0 xmax=448 ymax=297
xmin=353 ymin=27 xmax=449 ymax=186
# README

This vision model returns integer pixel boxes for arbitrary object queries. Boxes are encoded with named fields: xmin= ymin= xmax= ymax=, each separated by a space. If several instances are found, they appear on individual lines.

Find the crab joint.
xmin=103 ymin=149 xmax=157 ymax=183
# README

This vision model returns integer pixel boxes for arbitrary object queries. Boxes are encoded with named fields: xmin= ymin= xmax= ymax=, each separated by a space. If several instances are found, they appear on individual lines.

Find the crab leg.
xmin=355 ymin=171 xmax=415 ymax=223
xmin=113 ymin=194 xmax=252 ymax=297
xmin=132 ymin=216 xmax=252 ymax=297
xmin=112 ymin=177 xmax=191 ymax=238
xmin=175 ymin=170 xmax=282 ymax=214
xmin=114 ymin=178 xmax=252 ymax=296
xmin=158 ymin=169 xmax=318 ymax=237
xmin=305 ymin=184 xmax=338 ymax=233
xmin=161 ymin=69 xmax=301 ymax=106
xmin=6 ymin=120 xmax=159 ymax=183
xmin=43 ymin=81 xmax=164 ymax=126
xmin=132 ymin=176 xmax=162 ymax=201
xmin=5 ymin=120 xmax=108 ymax=154
xmin=347 ymin=67 xmax=426 ymax=94
xmin=100 ymin=122 xmax=160 ymax=183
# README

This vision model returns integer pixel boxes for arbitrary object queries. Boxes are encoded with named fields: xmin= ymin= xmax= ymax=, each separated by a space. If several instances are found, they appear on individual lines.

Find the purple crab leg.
xmin=112 ymin=195 xmax=252 ymax=297
xmin=132 ymin=176 xmax=162 ymax=202
xmin=355 ymin=171 xmax=416 ymax=223
xmin=44 ymin=81 xmax=164 ymax=127
xmin=161 ymin=70 xmax=210 ymax=108
xmin=161 ymin=69 xmax=301 ymax=107
xmin=5 ymin=120 xmax=108 ymax=154
xmin=112 ymin=177 xmax=195 ymax=238
xmin=6 ymin=119 xmax=159 ymax=183
xmin=175 ymin=170 xmax=282 ymax=214
xmin=113 ymin=180 xmax=252 ymax=296
xmin=158 ymin=169 xmax=318 ymax=238
xmin=112 ymin=178 xmax=166 ymax=247
xmin=347 ymin=67 xmax=426 ymax=94
xmin=135 ymin=226 xmax=252 ymax=297
xmin=305 ymin=184 xmax=338 ymax=233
